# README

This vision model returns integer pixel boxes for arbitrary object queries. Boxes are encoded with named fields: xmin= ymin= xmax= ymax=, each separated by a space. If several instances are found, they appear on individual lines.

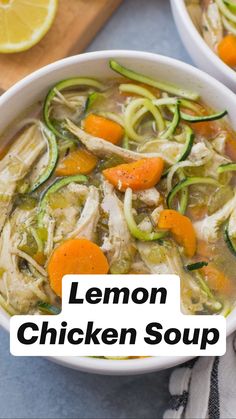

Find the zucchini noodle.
xmin=215 ymin=0 xmax=236 ymax=23
xmin=1 ymin=59 xmax=235 ymax=323
xmin=166 ymin=143 xmax=213 ymax=192
xmin=178 ymin=169 xmax=189 ymax=214
xmin=222 ymin=15 xmax=236 ymax=35
xmin=124 ymin=98 xmax=165 ymax=142
xmin=161 ymin=103 xmax=180 ymax=140
xmin=97 ymin=112 xmax=124 ymax=126
xmin=119 ymin=83 xmax=156 ymax=100
xmin=124 ymin=188 xmax=166 ymax=241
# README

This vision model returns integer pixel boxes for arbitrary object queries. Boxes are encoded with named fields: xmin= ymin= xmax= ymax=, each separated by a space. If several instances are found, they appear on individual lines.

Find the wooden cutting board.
xmin=0 ymin=0 xmax=122 ymax=91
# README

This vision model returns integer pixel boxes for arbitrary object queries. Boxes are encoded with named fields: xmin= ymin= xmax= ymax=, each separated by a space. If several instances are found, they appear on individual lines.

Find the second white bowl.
xmin=170 ymin=0 xmax=236 ymax=91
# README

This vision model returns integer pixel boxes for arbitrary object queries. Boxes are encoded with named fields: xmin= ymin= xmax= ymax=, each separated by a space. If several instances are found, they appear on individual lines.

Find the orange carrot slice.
xmin=187 ymin=205 xmax=207 ymax=222
xmin=201 ymin=263 xmax=233 ymax=295
xmin=56 ymin=149 xmax=97 ymax=176
xmin=218 ymin=34 xmax=236 ymax=67
xmin=190 ymin=120 xmax=220 ymax=138
xmin=196 ymin=240 xmax=212 ymax=260
xmin=48 ymin=239 xmax=109 ymax=297
xmin=103 ymin=157 xmax=164 ymax=191
xmin=84 ymin=114 xmax=124 ymax=145
xmin=158 ymin=209 xmax=197 ymax=257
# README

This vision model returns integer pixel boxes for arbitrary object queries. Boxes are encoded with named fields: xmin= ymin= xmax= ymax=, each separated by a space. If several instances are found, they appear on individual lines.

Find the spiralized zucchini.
xmin=124 ymin=188 xmax=166 ymax=241
xmin=0 ymin=58 xmax=235 ymax=323
xmin=44 ymin=77 xmax=103 ymax=141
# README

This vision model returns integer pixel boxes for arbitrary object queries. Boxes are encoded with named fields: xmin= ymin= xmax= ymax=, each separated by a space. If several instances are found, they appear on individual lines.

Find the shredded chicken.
xmin=134 ymin=188 xmax=160 ymax=207
xmin=67 ymin=186 xmax=100 ymax=240
xmin=0 ymin=222 xmax=48 ymax=313
xmin=202 ymin=1 xmax=223 ymax=51
xmin=101 ymin=181 xmax=135 ymax=273
xmin=65 ymin=119 xmax=173 ymax=164
xmin=137 ymin=139 xmax=185 ymax=164
xmin=211 ymin=132 xmax=227 ymax=154
xmin=194 ymin=192 xmax=236 ymax=242
xmin=0 ymin=125 xmax=45 ymax=232
xmin=137 ymin=241 xmax=173 ymax=275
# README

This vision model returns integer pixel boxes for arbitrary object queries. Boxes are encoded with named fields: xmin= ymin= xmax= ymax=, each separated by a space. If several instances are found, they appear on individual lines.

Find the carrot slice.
xmin=187 ymin=205 xmax=207 ymax=222
xmin=158 ymin=209 xmax=197 ymax=257
xmin=196 ymin=240 xmax=212 ymax=260
xmin=103 ymin=157 xmax=164 ymax=191
xmin=218 ymin=34 xmax=236 ymax=67
xmin=48 ymin=239 xmax=109 ymax=297
xmin=201 ymin=263 xmax=233 ymax=295
xmin=84 ymin=114 xmax=124 ymax=145
xmin=55 ymin=149 xmax=97 ymax=176
xmin=190 ymin=120 xmax=220 ymax=138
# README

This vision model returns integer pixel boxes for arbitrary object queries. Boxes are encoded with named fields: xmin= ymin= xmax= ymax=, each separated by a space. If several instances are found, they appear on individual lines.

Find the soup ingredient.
xmin=207 ymin=186 xmax=233 ymax=215
xmin=180 ymin=109 xmax=227 ymax=122
xmin=38 ymin=302 xmax=60 ymax=315
xmin=0 ymin=124 xmax=45 ymax=232
xmin=202 ymin=1 xmax=223 ymax=50
xmin=224 ymin=223 xmax=236 ymax=256
xmin=0 ymin=0 xmax=58 ymax=53
xmin=167 ymin=176 xmax=220 ymax=210
xmin=201 ymin=263 xmax=233 ymax=295
xmin=225 ymin=0 xmax=236 ymax=13
xmin=158 ymin=209 xmax=197 ymax=257
xmin=84 ymin=114 xmax=124 ymax=145
xmin=162 ymin=126 xmax=195 ymax=179
xmin=189 ymin=120 xmax=218 ymax=138
xmin=162 ymin=104 xmax=180 ymax=139
xmin=186 ymin=261 xmax=208 ymax=271
xmin=67 ymin=185 xmax=100 ymax=241
xmin=103 ymin=158 xmax=164 ymax=191
xmin=194 ymin=192 xmax=236 ymax=242
xmin=47 ymin=238 xmax=109 ymax=297
xmin=218 ymin=162 xmax=236 ymax=174
xmin=38 ymin=174 xmax=88 ymax=226
xmin=66 ymin=119 xmax=172 ymax=163
xmin=124 ymin=188 xmax=166 ymax=241
xmin=101 ymin=181 xmax=134 ymax=274
xmin=119 ymin=83 xmax=156 ymax=100
xmin=109 ymin=60 xmax=199 ymax=100
xmin=44 ymin=77 xmax=102 ymax=140
xmin=225 ymin=134 xmax=236 ymax=160
xmin=29 ymin=123 xmax=58 ymax=192
xmin=218 ymin=34 xmax=236 ymax=66
xmin=56 ymin=149 xmax=97 ymax=176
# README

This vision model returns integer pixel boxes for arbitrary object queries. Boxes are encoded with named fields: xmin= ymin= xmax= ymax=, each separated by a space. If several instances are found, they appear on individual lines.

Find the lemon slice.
xmin=0 ymin=0 xmax=58 ymax=53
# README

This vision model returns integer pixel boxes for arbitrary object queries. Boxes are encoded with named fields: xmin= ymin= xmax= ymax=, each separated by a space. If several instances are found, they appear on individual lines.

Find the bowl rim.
xmin=1 ymin=49 xmax=236 ymax=374
xmin=171 ymin=0 xmax=236 ymax=84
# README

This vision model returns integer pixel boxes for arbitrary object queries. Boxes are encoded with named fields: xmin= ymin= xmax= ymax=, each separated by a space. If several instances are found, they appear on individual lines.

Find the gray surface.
xmin=0 ymin=1 xmax=192 ymax=418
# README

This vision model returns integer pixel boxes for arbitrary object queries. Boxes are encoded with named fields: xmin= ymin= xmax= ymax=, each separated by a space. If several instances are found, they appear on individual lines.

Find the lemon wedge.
xmin=0 ymin=0 xmax=58 ymax=53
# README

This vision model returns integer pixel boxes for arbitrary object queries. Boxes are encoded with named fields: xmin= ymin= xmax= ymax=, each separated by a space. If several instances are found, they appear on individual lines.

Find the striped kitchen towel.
xmin=164 ymin=333 xmax=236 ymax=419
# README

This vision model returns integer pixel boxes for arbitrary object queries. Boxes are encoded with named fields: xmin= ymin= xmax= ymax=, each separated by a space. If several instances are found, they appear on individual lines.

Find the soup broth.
xmin=0 ymin=60 xmax=236 ymax=359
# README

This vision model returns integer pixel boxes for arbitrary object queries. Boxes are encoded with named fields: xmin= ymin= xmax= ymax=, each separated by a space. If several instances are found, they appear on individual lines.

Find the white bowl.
xmin=1 ymin=50 xmax=236 ymax=375
xmin=170 ymin=0 xmax=236 ymax=92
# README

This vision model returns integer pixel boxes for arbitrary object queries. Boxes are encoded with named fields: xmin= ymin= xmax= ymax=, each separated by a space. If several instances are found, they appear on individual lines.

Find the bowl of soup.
xmin=0 ymin=50 xmax=236 ymax=374
xmin=170 ymin=0 xmax=236 ymax=92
